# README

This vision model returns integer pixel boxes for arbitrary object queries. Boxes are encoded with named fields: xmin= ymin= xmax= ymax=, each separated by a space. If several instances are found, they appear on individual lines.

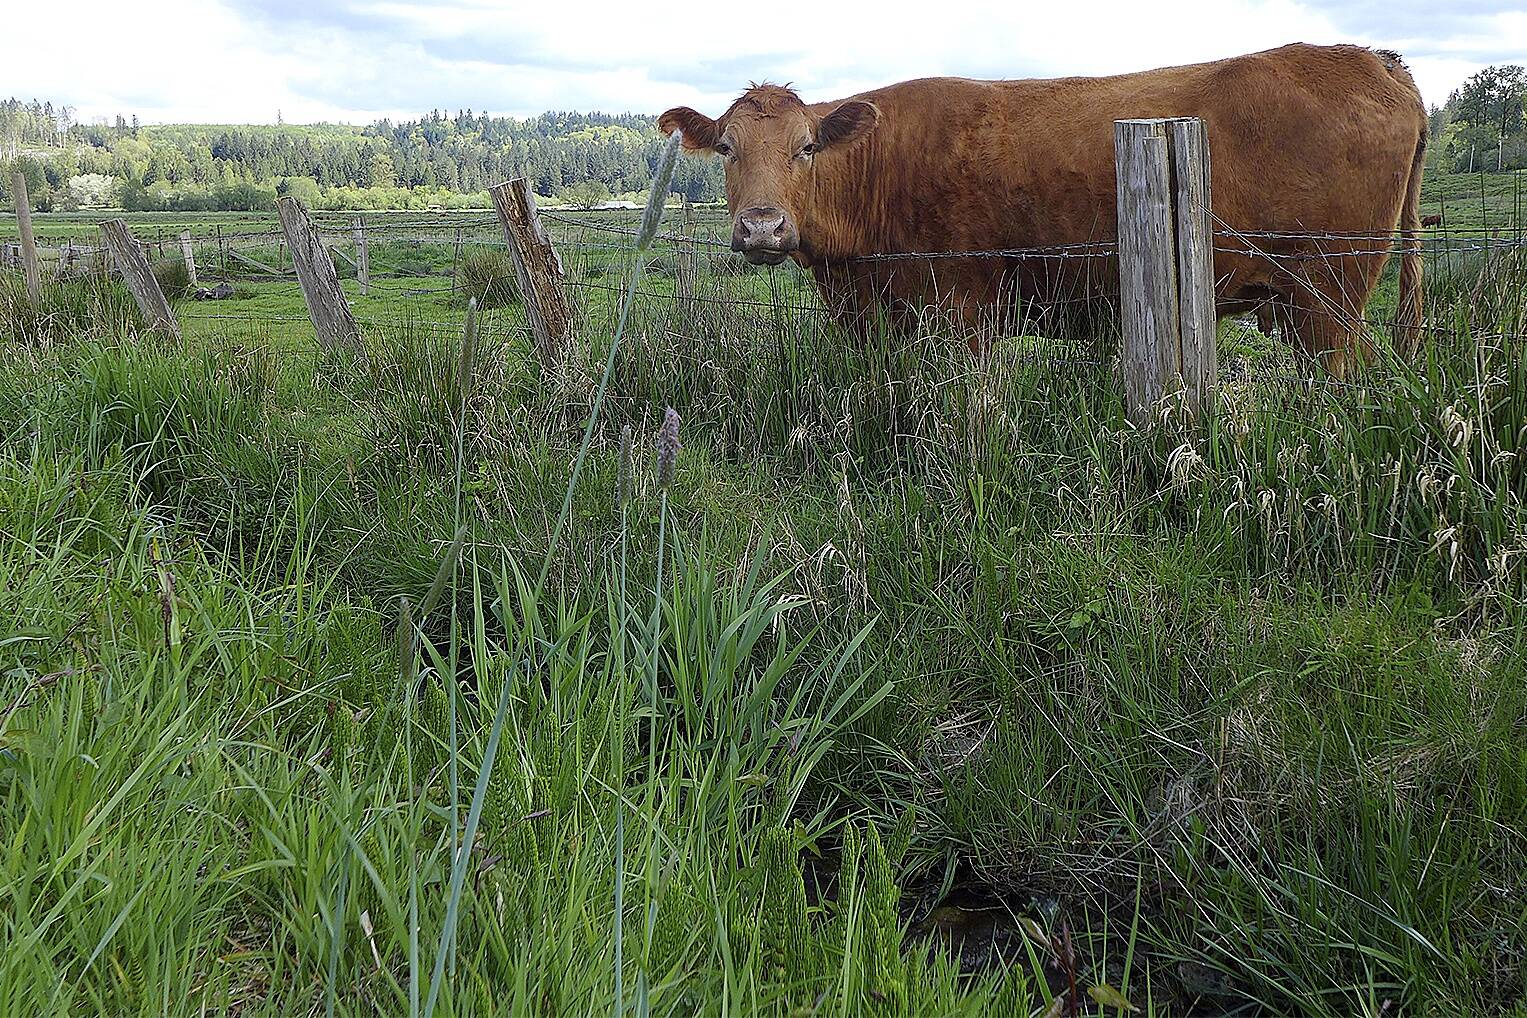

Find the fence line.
xmin=7 ymin=145 xmax=1527 ymax=425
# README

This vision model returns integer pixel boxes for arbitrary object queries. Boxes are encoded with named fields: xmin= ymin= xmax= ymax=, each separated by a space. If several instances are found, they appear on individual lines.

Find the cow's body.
xmin=662 ymin=44 xmax=1427 ymax=375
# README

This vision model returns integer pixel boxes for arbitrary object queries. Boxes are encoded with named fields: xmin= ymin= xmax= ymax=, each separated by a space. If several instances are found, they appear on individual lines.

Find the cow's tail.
xmin=1393 ymin=134 xmax=1426 ymax=355
xmin=1382 ymin=50 xmax=1426 ymax=356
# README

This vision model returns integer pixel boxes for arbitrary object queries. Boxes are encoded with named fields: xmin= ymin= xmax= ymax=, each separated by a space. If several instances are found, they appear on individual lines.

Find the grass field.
xmin=2 ymin=177 xmax=1526 ymax=1017
xmin=3 ymin=167 xmax=1521 ymax=244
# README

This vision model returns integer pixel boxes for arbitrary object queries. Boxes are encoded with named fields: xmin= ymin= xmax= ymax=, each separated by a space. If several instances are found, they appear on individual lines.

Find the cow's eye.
xmin=714 ymin=140 xmax=732 ymax=157
xmin=799 ymin=143 xmax=815 ymax=158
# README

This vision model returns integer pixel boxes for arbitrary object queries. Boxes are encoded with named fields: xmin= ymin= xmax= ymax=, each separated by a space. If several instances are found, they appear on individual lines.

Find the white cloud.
xmin=2 ymin=0 xmax=1521 ymax=124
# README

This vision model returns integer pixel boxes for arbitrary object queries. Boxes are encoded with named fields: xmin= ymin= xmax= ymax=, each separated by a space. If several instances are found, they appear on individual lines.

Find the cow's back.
xmin=802 ymin=43 xmax=1426 ymax=307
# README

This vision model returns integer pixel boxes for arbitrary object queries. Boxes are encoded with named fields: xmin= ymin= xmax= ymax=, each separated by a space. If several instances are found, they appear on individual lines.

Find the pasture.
xmin=1 ymin=176 xmax=1526 ymax=1017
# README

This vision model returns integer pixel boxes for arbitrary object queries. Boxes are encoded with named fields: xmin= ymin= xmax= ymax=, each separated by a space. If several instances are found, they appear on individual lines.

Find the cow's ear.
xmin=816 ymin=100 xmax=879 ymax=150
xmin=658 ymin=107 xmax=720 ymax=151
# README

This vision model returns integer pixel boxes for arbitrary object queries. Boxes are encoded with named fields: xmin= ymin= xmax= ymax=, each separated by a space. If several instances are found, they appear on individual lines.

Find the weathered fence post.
xmin=451 ymin=226 xmax=463 ymax=294
xmin=276 ymin=196 xmax=365 ymax=359
xmin=1114 ymin=117 xmax=1216 ymax=430
xmin=675 ymin=199 xmax=697 ymax=305
xmin=179 ymin=230 xmax=198 ymax=288
xmin=12 ymin=170 xmax=42 ymax=301
xmin=352 ymin=215 xmax=369 ymax=296
xmin=99 ymin=219 xmax=182 ymax=340
xmin=490 ymin=178 xmax=572 ymax=364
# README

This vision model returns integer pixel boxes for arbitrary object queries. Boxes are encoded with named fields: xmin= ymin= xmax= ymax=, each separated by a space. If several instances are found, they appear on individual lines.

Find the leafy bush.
xmin=457 ymin=248 xmax=519 ymax=309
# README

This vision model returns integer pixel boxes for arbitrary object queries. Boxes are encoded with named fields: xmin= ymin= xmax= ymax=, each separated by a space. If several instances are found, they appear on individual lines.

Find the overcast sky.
xmin=6 ymin=0 xmax=1524 ymax=125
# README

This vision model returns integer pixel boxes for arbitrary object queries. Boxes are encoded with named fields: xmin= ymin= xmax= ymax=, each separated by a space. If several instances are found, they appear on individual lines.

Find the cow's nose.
xmin=731 ymin=207 xmax=796 ymax=253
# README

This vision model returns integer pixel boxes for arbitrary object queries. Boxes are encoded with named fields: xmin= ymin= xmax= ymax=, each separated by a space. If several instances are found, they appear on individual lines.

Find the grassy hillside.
xmin=1421 ymin=169 xmax=1527 ymax=232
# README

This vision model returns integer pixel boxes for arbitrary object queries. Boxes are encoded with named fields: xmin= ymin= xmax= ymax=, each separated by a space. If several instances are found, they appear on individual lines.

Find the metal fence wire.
xmin=5 ymin=202 xmax=1526 ymax=386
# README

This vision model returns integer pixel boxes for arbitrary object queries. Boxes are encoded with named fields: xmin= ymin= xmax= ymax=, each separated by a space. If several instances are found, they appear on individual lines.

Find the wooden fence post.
xmin=99 ymin=219 xmax=182 ymax=340
xmin=490 ymin=178 xmax=572 ymax=364
xmin=276 ymin=196 xmax=365 ymax=359
xmin=179 ymin=230 xmax=198 ymax=287
xmin=353 ymin=215 xmax=369 ymax=296
xmin=1114 ymin=117 xmax=1217 ymax=430
xmin=12 ymin=170 xmax=42 ymax=301
xmin=675 ymin=199 xmax=697 ymax=305
xmin=451 ymin=226 xmax=463 ymax=294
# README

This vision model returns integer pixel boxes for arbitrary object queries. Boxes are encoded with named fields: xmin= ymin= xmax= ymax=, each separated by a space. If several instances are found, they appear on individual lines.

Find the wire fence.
xmin=5 ymin=200 xmax=1526 ymax=401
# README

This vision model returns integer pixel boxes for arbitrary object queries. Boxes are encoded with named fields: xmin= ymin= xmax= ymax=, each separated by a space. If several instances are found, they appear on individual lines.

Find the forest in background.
xmin=0 ymin=62 xmax=1522 ymax=213
xmin=0 ymin=104 xmax=725 ymax=212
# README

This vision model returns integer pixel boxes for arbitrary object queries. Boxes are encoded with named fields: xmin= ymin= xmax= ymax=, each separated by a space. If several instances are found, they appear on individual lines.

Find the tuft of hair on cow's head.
xmin=658 ymin=85 xmax=882 ymax=266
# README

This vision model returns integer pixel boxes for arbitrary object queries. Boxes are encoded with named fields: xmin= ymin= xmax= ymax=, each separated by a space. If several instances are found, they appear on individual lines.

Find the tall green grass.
xmin=2 ymin=227 xmax=1525 ymax=1013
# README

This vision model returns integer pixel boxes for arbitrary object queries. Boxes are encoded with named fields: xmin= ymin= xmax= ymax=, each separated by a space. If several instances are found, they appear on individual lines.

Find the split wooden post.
xmin=490 ymin=178 xmax=572 ymax=364
xmin=179 ymin=230 xmax=198 ymax=287
xmin=352 ymin=215 xmax=369 ymax=295
xmin=1114 ymin=117 xmax=1217 ymax=430
xmin=12 ymin=170 xmax=42 ymax=301
xmin=99 ymin=219 xmax=182 ymax=340
xmin=276 ymin=196 xmax=365 ymax=359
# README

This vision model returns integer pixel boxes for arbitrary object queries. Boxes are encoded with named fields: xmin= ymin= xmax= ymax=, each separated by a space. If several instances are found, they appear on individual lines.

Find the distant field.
xmin=0 ymin=169 xmax=1519 ymax=245
xmin=1420 ymin=169 xmax=1527 ymax=232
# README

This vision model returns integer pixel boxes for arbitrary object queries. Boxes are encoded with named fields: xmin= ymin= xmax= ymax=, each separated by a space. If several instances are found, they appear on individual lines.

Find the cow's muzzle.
xmin=731 ymin=206 xmax=797 ymax=266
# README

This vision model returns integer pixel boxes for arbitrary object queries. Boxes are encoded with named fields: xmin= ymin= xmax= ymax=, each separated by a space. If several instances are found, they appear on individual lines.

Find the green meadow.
xmin=1 ymin=177 xmax=1525 ymax=1016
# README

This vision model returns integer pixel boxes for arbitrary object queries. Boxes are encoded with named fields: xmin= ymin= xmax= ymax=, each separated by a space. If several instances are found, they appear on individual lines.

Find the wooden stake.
xmin=179 ymin=230 xmax=198 ymax=288
xmin=276 ymin=196 xmax=365 ymax=359
xmin=490 ymin=178 xmax=571 ymax=364
xmin=1114 ymin=117 xmax=1217 ymax=431
xmin=12 ymin=170 xmax=42 ymax=301
xmin=353 ymin=215 xmax=369 ymax=296
xmin=99 ymin=219 xmax=182 ymax=340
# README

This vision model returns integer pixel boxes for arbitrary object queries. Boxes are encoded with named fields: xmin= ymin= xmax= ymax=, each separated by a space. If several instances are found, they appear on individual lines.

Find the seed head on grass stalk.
xmin=638 ymin=132 xmax=684 ymax=251
xmin=657 ymin=407 xmax=681 ymax=491
xmin=617 ymin=423 xmax=634 ymax=512
xmin=535 ymin=127 xmax=681 ymax=592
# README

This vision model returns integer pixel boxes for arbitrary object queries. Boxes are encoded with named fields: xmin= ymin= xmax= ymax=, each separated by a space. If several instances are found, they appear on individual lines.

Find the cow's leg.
xmin=1279 ymin=245 xmax=1399 ymax=377
xmin=1255 ymin=301 xmax=1277 ymax=336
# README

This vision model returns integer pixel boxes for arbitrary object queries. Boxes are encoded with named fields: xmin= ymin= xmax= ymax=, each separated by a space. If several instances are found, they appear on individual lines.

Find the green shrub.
xmin=151 ymin=258 xmax=191 ymax=299
xmin=457 ymin=248 xmax=519 ymax=309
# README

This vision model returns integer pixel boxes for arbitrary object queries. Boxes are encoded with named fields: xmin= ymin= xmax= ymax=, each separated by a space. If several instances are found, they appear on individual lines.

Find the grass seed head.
xmin=637 ymin=132 xmax=683 ymax=251
xmin=657 ymin=406 xmax=681 ymax=490
xmin=617 ymin=423 xmax=634 ymax=510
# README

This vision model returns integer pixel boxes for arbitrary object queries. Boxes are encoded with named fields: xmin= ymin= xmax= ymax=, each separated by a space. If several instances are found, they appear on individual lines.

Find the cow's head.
xmin=659 ymin=84 xmax=879 ymax=265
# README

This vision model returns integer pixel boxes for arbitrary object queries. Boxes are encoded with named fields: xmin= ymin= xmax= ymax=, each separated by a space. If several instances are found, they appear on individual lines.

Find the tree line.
xmin=1430 ymin=65 xmax=1526 ymax=173
xmin=2 ymin=105 xmax=725 ymax=212
xmin=3 ymin=62 xmax=1524 ymax=213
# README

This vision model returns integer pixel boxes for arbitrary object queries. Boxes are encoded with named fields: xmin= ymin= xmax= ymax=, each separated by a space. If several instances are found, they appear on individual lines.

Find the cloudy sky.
xmin=6 ymin=0 xmax=1524 ymax=125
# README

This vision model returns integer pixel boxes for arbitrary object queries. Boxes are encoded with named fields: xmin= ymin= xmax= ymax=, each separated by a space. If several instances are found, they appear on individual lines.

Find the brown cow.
xmin=660 ymin=43 xmax=1427 ymax=376
xmin=1421 ymin=213 xmax=1442 ymax=227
